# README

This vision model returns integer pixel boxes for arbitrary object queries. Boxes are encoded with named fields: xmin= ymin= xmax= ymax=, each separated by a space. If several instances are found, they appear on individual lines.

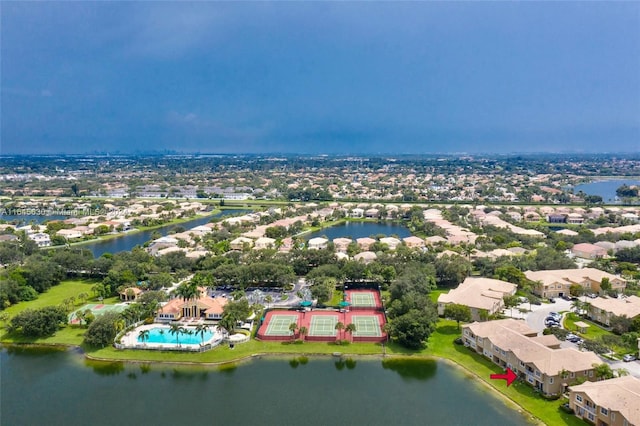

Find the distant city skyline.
xmin=2 ymin=2 xmax=639 ymax=154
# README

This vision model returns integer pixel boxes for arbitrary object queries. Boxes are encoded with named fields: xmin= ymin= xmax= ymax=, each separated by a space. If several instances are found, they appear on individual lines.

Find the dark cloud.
xmin=2 ymin=2 xmax=639 ymax=154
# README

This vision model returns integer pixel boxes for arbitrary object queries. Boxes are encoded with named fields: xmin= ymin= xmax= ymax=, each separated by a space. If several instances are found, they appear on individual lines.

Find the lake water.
xmin=306 ymin=221 xmax=411 ymax=240
xmin=0 ymin=214 xmax=68 ymax=225
xmin=0 ymin=347 xmax=531 ymax=426
xmin=84 ymin=209 xmax=246 ymax=257
xmin=574 ymin=179 xmax=640 ymax=203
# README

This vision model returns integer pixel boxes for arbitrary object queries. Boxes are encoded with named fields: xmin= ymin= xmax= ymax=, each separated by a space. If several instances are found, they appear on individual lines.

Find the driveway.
xmin=522 ymin=298 xmax=573 ymax=334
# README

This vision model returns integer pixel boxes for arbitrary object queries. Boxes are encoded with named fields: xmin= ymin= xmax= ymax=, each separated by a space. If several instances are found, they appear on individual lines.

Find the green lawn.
xmin=2 ymin=278 xmax=101 ymax=318
xmin=0 ymin=278 xmax=111 ymax=345
xmin=328 ymin=290 xmax=345 ymax=307
xmin=429 ymin=289 xmax=447 ymax=304
xmin=564 ymin=313 xmax=611 ymax=339
xmin=87 ymin=339 xmax=383 ymax=364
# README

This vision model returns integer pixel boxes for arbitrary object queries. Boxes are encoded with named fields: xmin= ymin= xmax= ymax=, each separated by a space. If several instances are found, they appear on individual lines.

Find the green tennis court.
xmin=352 ymin=315 xmax=382 ymax=337
xmin=309 ymin=315 xmax=338 ymax=337
xmin=349 ymin=292 xmax=376 ymax=307
xmin=264 ymin=314 xmax=298 ymax=336
xmin=68 ymin=303 xmax=127 ymax=324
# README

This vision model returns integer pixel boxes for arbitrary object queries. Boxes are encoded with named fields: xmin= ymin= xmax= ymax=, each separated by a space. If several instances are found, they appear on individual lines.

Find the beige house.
xmin=379 ymin=237 xmax=401 ymax=250
xmin=462 ymin=319 xmax=601 ymax=396
xmin=437 ymin=277 xmax=517 ymax=321
xmin=587 ymin=295 xmax=640 ymax=326
xmin=572 ymin=243 xmax=608 ymax=259
xmin=356 ymin=237 xmax=376 ymax=251
xmin=230 ymin=236 xmax=254 ymax=251
xmin=253 ymin=237 xmax=276 ymax=250
xmin=525 ymin=268 xmax=626 ymax=298
xmin=403 ymin=236 xmax=425 ymax=249
xmin=333 ymin=238 xmax=353 ymax=253
xmin=569 ymin=376 xmax=640 ymax=426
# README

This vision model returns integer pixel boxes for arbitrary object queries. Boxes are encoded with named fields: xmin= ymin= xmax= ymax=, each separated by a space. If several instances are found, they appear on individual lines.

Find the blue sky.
xmin=2 ymin=2 xmax=639 ymax=154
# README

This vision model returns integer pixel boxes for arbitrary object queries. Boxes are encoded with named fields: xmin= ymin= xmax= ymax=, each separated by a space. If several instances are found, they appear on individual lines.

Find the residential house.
xmin=525 ymin=268 xmax=626 ymax=298
xmin=438 ymin=277 xmax=517 ymax=321
xmin=28 ymin=233 xmax=51 ymax=247
xmin=354 ymin=251 xmax=377 ymax=264
xmin=572 ymin=243 xmax=608 ymax=260
xmin=56 ymin=229 xmax=83 ymax=240
xmin=356 ymin=237 xmax=376 ymax=251
xmin=379 ymin=237 xmax=401 ymax=250
xmin=587 ymin=295 xmax=640 ymax=326
xmin=350 ymin=208 xmax=364 ymax=218
xmin=308 ymin=237 xmax=329 ymax=250
xmin=254 ymin=237 xmax=276 ymax=250
xmin=569 ymin=376 xmax=640 ymax=426
xmin=333 ymin=238 xmax=353 ymax=253
xmin=462 ymin=319 xmax=602 ymax=396
xmin=403 ymin=236 xmax=425 ymax=249
xmin=229 ymin=237 xmax=253 ymax=250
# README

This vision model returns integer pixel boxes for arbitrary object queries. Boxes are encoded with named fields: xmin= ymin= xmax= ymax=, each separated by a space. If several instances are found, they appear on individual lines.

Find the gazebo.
xmin=574 ymin=321 xmax=590 ymax=334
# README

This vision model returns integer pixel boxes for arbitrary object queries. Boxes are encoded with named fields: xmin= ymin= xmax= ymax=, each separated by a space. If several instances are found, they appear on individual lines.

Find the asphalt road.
xmin=523 ymin=298 xmax=573 ymax=333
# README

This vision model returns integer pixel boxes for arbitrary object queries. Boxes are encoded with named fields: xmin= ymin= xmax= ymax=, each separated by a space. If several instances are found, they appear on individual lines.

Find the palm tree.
xmin=289 ymin=322 xmax=298 ymax=341
xmin=264 ymin=295 xmax=273 ymax=309
xmin=169 ymin=323 xmax=185 ymax=346
xmin=298 ymin=326 xmax=308 ymax=341
xmin=335 ymin=321 xmax=345 ymax=342
xmin=138 ymin=329 xmax=150 ymax=346
xmin=345 ymin=323 xmax=357 ymax=342
xmin=195 ymin=324 xmax=210 ymax=345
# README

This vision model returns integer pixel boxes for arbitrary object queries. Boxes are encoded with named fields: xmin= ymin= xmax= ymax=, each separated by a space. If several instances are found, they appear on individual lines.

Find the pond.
xmin=306 ymin=221 xmax=411 ymax=240
xmin=0 ymin=347 xmax=532 ymax=426
xmin=574 ymin=179 xmax=640 ymax=203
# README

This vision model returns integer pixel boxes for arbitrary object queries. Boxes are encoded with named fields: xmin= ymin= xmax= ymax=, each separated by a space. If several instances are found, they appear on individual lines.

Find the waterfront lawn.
xmin=386 ymin=320 xmax=583 ymax=426
xmin=86 ymin=339 xmax=384 ymax=364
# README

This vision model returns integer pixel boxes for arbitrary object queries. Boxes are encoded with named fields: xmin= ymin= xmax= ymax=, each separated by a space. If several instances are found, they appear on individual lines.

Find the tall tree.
xmin=443 ymin=303 xmax=472 ymax=330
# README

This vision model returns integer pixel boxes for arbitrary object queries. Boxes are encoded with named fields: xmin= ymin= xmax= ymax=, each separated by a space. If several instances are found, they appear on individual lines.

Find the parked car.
xmin=548 ymin=298 xmax=556 ymax=303
xmin=623 ymin=354 xmax=637 ymax=362
xmin=561 ymin=295 xmax=572 ymax=301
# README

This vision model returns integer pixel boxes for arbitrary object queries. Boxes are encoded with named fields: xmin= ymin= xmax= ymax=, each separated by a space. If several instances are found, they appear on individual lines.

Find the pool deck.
xmin=119 ymin=323 xmax=226 ymax=351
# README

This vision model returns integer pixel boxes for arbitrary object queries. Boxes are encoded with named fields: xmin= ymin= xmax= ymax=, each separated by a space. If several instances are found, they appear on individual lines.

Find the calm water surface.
xmin=0 ymin=348 xmax=531 ymax=426
xmin=574 ymin=179 xmax=640 ymax=203
xmin=85 ymin=209 xmax=246 ymax=257
xmin=306 ymin=221 xmax=411 ymax=240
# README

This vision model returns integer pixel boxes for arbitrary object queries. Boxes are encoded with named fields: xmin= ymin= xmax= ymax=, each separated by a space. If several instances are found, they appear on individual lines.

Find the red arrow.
xmin=490 ymin=367 xmax=517 ymax=386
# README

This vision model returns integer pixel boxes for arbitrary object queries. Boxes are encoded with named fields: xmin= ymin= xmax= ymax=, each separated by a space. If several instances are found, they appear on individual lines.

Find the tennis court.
xmin=309 ymin=315 xmax=338 ymax=337
xmin=349 ymin=292 xmax=376 ymax=307
xmin=352 ymin=315 xmax=382 ymax=337
xmin=263 ymin=314 xmax=298 ymax=336
xmin=68 ymin=303 xmax=127 ymax=324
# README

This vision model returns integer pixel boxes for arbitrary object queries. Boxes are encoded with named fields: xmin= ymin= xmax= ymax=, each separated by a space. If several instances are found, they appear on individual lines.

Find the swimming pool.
xmin=138 ymin=327 xmax=216 ymax=345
